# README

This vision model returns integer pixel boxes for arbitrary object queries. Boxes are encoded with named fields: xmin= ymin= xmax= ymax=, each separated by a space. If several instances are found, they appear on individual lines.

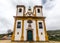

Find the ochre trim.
xmin=11 ymin=19 xmax=16 ymax=40
xmin=21 ymin=20 xmax=24 ymax=41
xmin=14 ymin=16 xmax=45 ymax=20
xmin=17 ymin=5 xmax=25 ymax=7
xmin=14 ymin=16 xmax=45 ymax=18
xmin=16 ymin=7 xmax=18 ymax=16
xmin=43 ymin=20 xmax=48 ymax=41
xmin=34 ymin=6 xmax=43 ymax=8
xmin=40 ymin=7 xmax=43 ymax=16
xmin=35 ymin=8 xmax=36 ymax=16
xmin=36 ymin=20 xmax=39 ymax=41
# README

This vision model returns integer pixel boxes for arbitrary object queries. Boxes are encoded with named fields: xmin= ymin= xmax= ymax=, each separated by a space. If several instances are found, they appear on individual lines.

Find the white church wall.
xmin=14 ymin=20 xmax=22 ymax=40
xmin=37 ymin=20 xmax=45 ymax=41
xmin=31 ymin=20 xmax=36 ymax=41
xmin=24 ymin=20 xmax=36 ymax=41
xmin=24 ymin=20 xmax=28 ymax=41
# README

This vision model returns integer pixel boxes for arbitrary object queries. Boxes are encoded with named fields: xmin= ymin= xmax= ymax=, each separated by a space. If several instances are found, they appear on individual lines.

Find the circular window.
xmin=27 ymin=20 xmax=33 ymax=23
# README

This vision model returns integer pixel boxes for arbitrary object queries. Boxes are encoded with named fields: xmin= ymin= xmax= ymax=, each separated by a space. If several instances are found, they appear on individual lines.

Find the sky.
xmin=0 ymin=0 xmax=60 ymax=34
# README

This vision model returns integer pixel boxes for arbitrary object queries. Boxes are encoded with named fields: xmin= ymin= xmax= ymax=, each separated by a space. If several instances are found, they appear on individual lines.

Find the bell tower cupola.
xmin=16 ymin=5 xmax=25 ymax=16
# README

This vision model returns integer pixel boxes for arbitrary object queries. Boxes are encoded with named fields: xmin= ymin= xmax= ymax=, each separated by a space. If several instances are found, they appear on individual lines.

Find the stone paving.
xmin=0 ymin=40 xmax=60 ymax=43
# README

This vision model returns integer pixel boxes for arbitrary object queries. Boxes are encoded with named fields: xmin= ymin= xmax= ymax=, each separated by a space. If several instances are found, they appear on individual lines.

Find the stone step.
xmin=11 ymin=41 xmax=49 ymax=43
xmin=11 ymin=41 xmax=60 ymax=43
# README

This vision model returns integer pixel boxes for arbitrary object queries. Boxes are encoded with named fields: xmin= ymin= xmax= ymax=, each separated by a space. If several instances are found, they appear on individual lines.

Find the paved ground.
xmin=0 ymin=40 xmax=11 ymax=43
xmin=0 ymin=40 xmax=60 ymax=43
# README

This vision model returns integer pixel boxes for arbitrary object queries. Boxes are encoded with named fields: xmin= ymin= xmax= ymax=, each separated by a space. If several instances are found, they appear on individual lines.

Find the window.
xmin=27 ymin=20 xmax=33 ymax=23
xmin=37 ymin=9 xmax=40 ymax=13
xmin=39 ymin=22 xmax=43 ymax=29
xmin=17 ymin=22 xmax=21 ymax=28
xmin=28 ymin=8 xmax=31 ymax=11
xmin=19 ymin=8 xmax=22 ymax=12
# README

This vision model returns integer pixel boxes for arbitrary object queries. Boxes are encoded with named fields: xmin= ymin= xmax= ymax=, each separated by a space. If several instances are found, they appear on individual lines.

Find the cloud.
xmin=43 ymin=0 xmax=60 ymax=30
xmin=42 ymin=0 xmax=47 ymax=4
xmin=0 ymin=17 xmax=12 ymax=34
xmin=43 ymin=0 xmax=56 ymax=10
xmin=0 ymin=0 xmax=60 ymax=34
xmin=0 ymin=0 xmax=15 ymax=34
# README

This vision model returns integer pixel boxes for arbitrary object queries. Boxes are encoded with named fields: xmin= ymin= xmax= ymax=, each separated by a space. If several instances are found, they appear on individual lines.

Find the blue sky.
xmin=0 ymin=0 xmax=60 ymax=34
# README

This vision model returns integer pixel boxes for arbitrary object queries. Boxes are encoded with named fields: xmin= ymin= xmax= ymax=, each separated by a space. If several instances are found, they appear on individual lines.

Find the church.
xmin=11 ymin=4 xmax=48 ymax=41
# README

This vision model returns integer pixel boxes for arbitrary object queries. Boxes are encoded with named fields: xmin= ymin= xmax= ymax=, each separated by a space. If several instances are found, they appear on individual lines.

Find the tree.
xmin=7 ymin=29 xmax=12 ymax=35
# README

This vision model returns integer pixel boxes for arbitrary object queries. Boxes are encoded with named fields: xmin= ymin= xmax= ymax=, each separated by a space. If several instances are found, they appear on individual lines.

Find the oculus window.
xmin=17 ymin=22 xmax=21 ymax=28
xmin=39 ymin=22 xmax=43 ymax=29
xmin=27 ymin=20 xmax=33 ymax=23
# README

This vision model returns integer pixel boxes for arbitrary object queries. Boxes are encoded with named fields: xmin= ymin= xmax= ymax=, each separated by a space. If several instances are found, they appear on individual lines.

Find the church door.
xmin=27 ymin=30 xmax=33 ymax=41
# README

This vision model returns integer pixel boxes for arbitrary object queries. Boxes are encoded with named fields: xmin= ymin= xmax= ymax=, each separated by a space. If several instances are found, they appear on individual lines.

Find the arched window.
xmin=37 ymin=9 xmax=40 ymax=13
xmin=27 ymin=20 xmax=33 ymax=23
xmin=17 ymin=22 xmax=21 ymax=28
xmin=39 ymin=22 xmax=43 ymax=29
xmin=19 ymin=8 xmax=22 ymax=12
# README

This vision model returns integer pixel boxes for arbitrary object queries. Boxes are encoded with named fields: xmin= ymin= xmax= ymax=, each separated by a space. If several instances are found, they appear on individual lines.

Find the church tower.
xmin=11 ymin=5 xmax=48 ymax=41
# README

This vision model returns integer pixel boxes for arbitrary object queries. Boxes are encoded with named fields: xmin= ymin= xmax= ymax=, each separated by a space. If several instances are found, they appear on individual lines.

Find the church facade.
xmin=11 ymin=5 xmax=48 ymax=41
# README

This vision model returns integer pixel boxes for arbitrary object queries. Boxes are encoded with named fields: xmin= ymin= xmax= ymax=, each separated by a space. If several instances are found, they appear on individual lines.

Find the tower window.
xmin=19 ymin=8 xmax=22 ymax=12
xmin=17 ymin=22 xmax=21 ymax=28
xmin=39 ymin=22 xmax=43 ymax=29
xmin=37 ymin=9 xmax=40 ymax=13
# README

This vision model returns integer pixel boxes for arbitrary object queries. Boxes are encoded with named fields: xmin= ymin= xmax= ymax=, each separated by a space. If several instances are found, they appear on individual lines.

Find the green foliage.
xmin=7 ymin=32 xmax=13 ymax=36
xmin=0 ymin=34 xmax=5 ymax=38
xmin=47 ymin=30 xmax=60 ymax=41
xmin=0 ymin=32 xmax=13 ymax=39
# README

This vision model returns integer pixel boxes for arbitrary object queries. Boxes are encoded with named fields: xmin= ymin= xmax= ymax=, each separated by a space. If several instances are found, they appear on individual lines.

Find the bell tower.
xmin=11 ymin=5 xmax=48 ymax=41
